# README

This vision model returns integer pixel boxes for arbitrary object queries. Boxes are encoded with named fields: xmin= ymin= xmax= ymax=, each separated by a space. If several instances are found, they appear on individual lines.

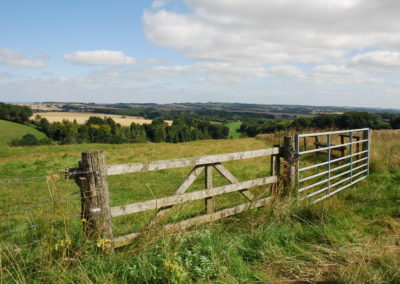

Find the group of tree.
xmin=0 ymin=102 xmax=32 ymax=123
xmin=92 ymin=107 xmax=275 ymax=123
xmin=10 ymin=134 xmax=52 ymax=146
xmin=31 ymin=115 xmax=229 ymax=144
xmin=240 ymin=111 xmax=400 ymax=137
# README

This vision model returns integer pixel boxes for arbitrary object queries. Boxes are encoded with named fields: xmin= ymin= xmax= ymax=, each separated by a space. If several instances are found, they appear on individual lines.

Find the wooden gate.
xmin=68 ymin=147 xmax=281 ymax=251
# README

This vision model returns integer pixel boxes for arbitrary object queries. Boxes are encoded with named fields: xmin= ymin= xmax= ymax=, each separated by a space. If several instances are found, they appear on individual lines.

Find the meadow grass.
xmin=0 ymin=120 xmax=47 ymax=145
xmin=225 ymin=121 xmax=242 ymax=139
xmin=0 ymin=131 xmax=399 ymax=283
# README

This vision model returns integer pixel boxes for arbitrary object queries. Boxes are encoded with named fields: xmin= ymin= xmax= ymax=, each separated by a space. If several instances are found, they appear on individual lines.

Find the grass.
xmin=0 ymin=131 xmax=399 ymax=283
xmin=0 ymin=120 xmax=47 ymax=145
xmin=225 ymin=121 xmax=242 ymax=138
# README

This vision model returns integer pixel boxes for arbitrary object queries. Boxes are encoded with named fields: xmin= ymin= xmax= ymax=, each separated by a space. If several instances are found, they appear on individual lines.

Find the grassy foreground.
xmin=0 ymin=119 xmax=47 ymax=145
xmin=0 ymin=132 xmax=399 ymax=283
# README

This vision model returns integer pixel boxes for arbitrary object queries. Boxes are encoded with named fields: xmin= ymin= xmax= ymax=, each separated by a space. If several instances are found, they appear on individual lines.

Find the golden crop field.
xmin=32 ymin=112 xmax=173 ymax=126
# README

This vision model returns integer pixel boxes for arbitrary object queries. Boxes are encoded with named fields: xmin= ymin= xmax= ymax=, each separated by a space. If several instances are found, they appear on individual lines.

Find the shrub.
xmin=10 ymin=134 xmax=52 ymax=146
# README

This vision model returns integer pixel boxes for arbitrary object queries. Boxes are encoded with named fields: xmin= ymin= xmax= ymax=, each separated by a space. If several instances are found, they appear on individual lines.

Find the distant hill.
xmin=24 ymin=102 xmax=400 ymax=120
xmin=0 ymin=120 xmax=47 ymax=145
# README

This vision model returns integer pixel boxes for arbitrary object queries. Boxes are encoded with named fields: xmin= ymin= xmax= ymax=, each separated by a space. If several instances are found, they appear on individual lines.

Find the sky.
xmin=0 ymin=0 xmax=399 ymax=108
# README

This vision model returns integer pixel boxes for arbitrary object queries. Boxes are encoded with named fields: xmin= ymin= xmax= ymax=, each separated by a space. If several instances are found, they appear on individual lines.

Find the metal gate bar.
xmin=295 ymin=128 xmax=371 ymax=202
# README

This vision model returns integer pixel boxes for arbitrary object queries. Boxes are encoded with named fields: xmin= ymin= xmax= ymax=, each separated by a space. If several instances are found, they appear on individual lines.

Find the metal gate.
xmin=295 ymin=128 xmax=371 ymax=203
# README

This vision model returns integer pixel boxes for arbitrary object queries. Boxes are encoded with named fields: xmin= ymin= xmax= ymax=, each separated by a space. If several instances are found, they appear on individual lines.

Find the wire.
xmin=0 ymin=170 xmax=97 ymax=184
xmin=0 ymin=198 xmax=80 ymax=217
xmin=0 ymin=191 xmax=80 ymax=210
xmin=0 ymin=214 xmax=81 ymax=236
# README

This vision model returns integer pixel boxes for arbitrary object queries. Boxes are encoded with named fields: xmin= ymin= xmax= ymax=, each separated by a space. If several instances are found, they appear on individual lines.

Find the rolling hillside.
xmin=0 ymin=119 xmax=48 ymax=145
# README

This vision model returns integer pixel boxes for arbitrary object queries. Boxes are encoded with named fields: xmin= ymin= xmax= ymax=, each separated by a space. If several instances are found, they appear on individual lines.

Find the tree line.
xmin=0 ymin=102 xmax=32 ymax=123
xmin=31 ymin=115 xmax=229 ymax=144
xmin=240 ymin=111 xmax=400 ymax=137
xmin=90 ymin=107 xmax=275 ymax=123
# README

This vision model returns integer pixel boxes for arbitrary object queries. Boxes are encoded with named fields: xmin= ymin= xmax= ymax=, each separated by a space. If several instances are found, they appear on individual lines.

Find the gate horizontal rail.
xmin=106 ymin=148 xmax=279 ymax=175
xmin=296 ymin=128 xmax=371 ymax=203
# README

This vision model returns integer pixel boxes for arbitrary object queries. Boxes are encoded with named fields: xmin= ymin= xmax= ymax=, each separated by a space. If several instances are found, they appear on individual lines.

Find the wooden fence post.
xmin=270 ymin=144 xmax=281 ymax=195
xmin=283 ymin=136 xmax=297 ymax=196
xmin=78 ymin=150 xmax=113 ymax=253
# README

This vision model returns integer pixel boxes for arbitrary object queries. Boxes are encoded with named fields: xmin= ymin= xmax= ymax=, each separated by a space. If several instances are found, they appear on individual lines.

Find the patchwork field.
xmin=32 ymin=112 xmax=173 ymax=126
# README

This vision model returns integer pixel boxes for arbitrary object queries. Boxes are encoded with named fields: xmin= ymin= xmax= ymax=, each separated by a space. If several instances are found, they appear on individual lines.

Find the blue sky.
xmin=1 ymin=0 xmax=399 ymax=108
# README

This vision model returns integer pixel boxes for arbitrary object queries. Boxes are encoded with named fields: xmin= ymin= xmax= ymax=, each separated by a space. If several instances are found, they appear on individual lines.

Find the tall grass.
xmin=1 ymin=132 xmax=399 ymax=283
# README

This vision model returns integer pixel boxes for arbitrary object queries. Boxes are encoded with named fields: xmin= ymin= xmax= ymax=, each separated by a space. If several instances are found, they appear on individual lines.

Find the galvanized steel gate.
xmin=295 ymin=128 xmax=371 ymax=203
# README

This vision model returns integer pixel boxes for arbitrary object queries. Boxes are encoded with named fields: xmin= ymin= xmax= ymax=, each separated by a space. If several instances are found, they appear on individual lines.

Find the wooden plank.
xmin=107 ymin=148 xmax=279 ymax=176
xmin=213 ymin=164 xmax=254 ymax=201
xmin=110 ymin=176 xmax=277 ymax=217
xmin=175 ymin=166 xmax=204 ymax=195
xmin=112 ymin=232 xmax=140 ymax=248
xmin=148 ymin=165 xmax=204 ymax=224
xmin=164 ymin=196 xmax=274 ymax=231
xmin=205 ymin=166 xmax=214 ymax=214
xmin=112 ymin=196 xmax=274 ymax=248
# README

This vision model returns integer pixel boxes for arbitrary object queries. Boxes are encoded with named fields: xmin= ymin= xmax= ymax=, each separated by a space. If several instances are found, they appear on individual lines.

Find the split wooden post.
xmin=315 ymin=136 xmax=319 ymax=149
xmin=270 ymin=144 xmax=281 ymax=195
xmin=78 ymin=150 xmax=113 ymax=253
xmin=205 ymin=165 xmax=214 ymax=214
xmin=355 ymin=136 xmax=360 ymax=159
xmin=362 ymin=130 xmax=369 ymax=152
xmin=283 ymin=136 xmax=297 ymax=196
xmin=340 ymin=135 xmax=345 ymax=157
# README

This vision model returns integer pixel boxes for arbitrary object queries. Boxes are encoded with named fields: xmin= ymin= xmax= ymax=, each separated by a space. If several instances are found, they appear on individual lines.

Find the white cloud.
xmin=0 ymin=48 xmax=47 ymax=68
xmin=151 ymin=0 xmax=170 ymax=9
xmin=143 ymin=0 xmax=400 ymax=64
xmin=64 ymin=50 xmax=135 ymax=66
xmin=308 ymin=64 xmax=383 ymax=85
xmin=80 ymin=62 xmax=305 ymax=85
xmin=350 ymin=50 xmax=400 ymax=71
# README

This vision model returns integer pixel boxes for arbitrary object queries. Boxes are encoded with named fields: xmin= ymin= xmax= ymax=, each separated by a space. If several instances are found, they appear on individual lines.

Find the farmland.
xmin=32 ymin=112 xmax=173 ymax=126
xmin=0 ymin=131 xmax=399 ymax=282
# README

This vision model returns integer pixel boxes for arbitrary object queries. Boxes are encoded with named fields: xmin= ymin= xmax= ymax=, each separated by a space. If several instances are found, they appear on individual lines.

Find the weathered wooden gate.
xmin=69 ymin=147 xmax=281 ymax=251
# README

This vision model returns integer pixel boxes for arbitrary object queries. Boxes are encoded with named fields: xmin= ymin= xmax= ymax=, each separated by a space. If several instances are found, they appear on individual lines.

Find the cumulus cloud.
xmin=0 ymin=48 xmax=47 ymax=68
xmin=308 ymin=64 xmax=383 ymax=85
xmin=144 ymin=0 xmax=400 ymax=64
xmin=350 ymin=50 xmax=400 ymax=71
xmin=151 ymin=0 xmax=170 ymax=9
xmin=64 ymin=50 xmax=135 ymax=66
xmin=81 ymin=61 xmax=305 ymax=85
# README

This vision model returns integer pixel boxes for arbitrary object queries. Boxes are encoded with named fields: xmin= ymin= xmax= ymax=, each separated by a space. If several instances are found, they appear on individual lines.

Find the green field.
xmin=225 ymin=121 xmax=242 ymax=138
xmin=0 ymin=119 xmax=47 ymax=145
xmin=0 ymin=132 xmax=399 ymax=283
